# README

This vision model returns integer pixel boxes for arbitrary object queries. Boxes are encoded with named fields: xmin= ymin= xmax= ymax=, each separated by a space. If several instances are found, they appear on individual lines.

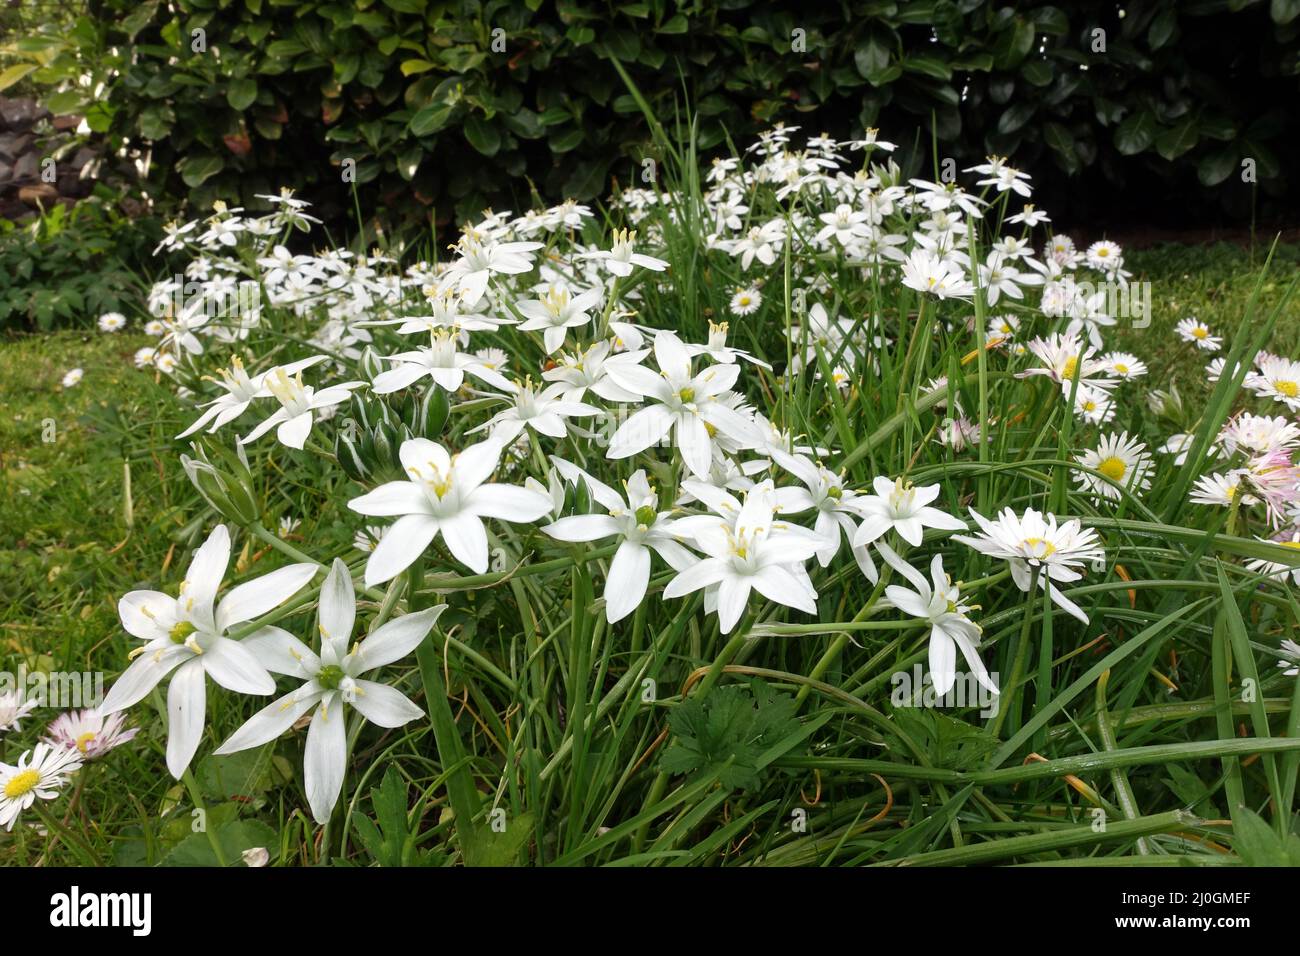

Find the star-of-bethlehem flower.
xmin=769 ymin=448 xmax=877 ymax=579
xmin=517 ymin=285 xmax=603 ymax=354
xmin=876 ymin=543 xmax=996 ymax=698
xmin=605 ymin=330 xmax=759 ymax=479
xmin=582 ymin=228 xmax=669 ymax=277
xmin=348 ymin=436 xmax=553 ymax=586
xmin=542 ymin=468 xmax=695 ymax=623
xmin=953 ymin=507 xmax=1104 ymax=624
xmin=850 ymin=476 xmax=968 ymax=572
xmin=100 ymin=524 xmax=318 ymax=777
xmin=239 ymin=368 xmax=364 ymax=450
xmin=373 ymin=329 xmax=517 ymax=395
xmin=470 ymin=379 xmax=603 ymax=445
xmin=218 ymin=559 xmax=445 ymax=823
xmin=177 ymin=355 xmax=326 ymax=439
xmin=663 ymin=481 xmax=826 ymax=634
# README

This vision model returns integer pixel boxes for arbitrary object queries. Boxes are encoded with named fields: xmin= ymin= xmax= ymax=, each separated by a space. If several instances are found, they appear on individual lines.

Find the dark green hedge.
xmin=14 ymin=0 xmax=1300 ymax=228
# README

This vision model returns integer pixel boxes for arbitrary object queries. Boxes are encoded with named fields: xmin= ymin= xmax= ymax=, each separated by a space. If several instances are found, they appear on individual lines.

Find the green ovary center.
xmin=169 ymin=621 xmax=197 ymax=644
xmin=634 ymin=505 xmax=657 ymax=527
xmin=317 ymin=665 xmax=345 ymax=690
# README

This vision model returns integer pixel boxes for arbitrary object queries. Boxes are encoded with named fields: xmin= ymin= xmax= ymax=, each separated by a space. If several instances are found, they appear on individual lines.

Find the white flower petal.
xmin=364 ymin=514 xmax=440 ymax=587
xmin=304 ymin=700 xmax=347 ymax=824
xmin=165 ymin=658 xmax=208 ymax=779
xmin=353 ymin=606 xmax=445 ymax=673
xmin=348 ymin=680 xmax=423 ymax=728
xmin=215 ymin=563 xmax=317 ymax=633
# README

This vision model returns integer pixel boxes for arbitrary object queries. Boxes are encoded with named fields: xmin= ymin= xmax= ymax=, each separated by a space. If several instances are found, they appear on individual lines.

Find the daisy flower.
xmin=729 ymin=287 xmax=762 ymax=316
xmin=0 ymin=743 xmax=83 ymax=830
xmin=61 ymin=368 xmax=84 ymax=388
xmin=1189 ymin=471 xmax=1255 ymax=508
xmin=1073 ymin=384 xmax=1116 ymax=425
xmin=1101 ymin=352 xmax=1147 ymax=380
xmin=1246 ymin=354 xmax=1300 ymax=411
xmin=1245 ymin=533 xmax=1300 ymax=587
xmin=954 ymin=507 xmax=1105 ymax=623
xmin=1175 ymin=317 xmax=1221 ymax=351
xmin=1085 ymin=240 xmax=1123 ymax=272
xmin=1219 ymin=413 xmax=1300 ymax=457
xmin=98 ymin=312 xmax=127 ymax=333
xmin=44 ymin=709 xmax=139 ymax=759
xmin=1075 ymin=432 xmax=1155 ymax=501
xmin=0 ymin=691 xmax=37 ymax=734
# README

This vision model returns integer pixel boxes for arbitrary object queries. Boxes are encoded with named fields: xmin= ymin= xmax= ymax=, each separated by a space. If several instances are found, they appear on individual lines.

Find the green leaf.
xmin=996 ymin=102 xmax=1036 ymax=136
xmin=1148 ymin=10 xmax=1178 ymax=49
xmin=1198 ymin=146 xmax=1238 ymax=186
xmin=178 ymin=154 xmax=225 ymax=188
xmin=0 ymin=63 xmax=37 ymax=93
xmin=1231 ymin=807 xmax=1294 ymax=865
xmin=227 ymin=77 xmax=258 ymax=111
xmin=1272 ymin=0 xmax=1300 ymax=25
xmin=409 ymin=103 xmax=453 ymax=137
xmin=903 ymin=56 xmax=952 ymax=81
xmin=1114 ymin=110 xmax=1156 ymax=155
xmin=1155 ymin=117 xmax=1199 ymax=162
xmin=463 ymin=114 xmax=501 ymax=156
xmin=161 ymin=820 xmax=279 ymax=867
xmin=660 ymin=680 xmax=805 ymax=792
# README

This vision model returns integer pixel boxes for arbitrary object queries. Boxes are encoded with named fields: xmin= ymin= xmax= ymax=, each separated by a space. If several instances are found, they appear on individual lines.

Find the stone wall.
xmin=0 ymin=96 xmax=99 ymax=221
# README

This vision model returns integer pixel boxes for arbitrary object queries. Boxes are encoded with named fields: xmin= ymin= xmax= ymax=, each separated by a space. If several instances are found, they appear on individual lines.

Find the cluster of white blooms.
xmin=63 ymin=125 xmax=1296 ymax=831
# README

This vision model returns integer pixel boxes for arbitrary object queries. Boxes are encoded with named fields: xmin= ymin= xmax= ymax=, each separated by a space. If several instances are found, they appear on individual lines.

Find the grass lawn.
xmin=0 ymin=237 xmax=1296 ymax=865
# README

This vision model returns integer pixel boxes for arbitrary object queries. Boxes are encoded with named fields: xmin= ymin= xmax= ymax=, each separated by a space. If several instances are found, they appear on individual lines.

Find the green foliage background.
xmin=4 ymin=0 xmax=1299 ymax=227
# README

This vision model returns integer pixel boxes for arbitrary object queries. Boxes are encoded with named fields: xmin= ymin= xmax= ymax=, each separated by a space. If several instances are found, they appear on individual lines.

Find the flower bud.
xmin=181 ymin=443 xmax=259 ymax=525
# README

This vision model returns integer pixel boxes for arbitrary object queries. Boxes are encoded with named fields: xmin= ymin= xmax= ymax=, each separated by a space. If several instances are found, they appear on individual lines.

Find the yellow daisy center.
xmin=1061 ymin=356 xmax=1078 ymax=380
xmin=1192 ymin=327 xmax=1207 ymax=339
xmin=75 ymin=732 xmax=97 ymax=754
xmin=1023 ymin=537 xmax=1056 ymax=557
xmin=1098 ymin=456 xmax=1127 ymax=481
xmin=1113 ymin=363 xmax=1129 ymax=375
xmin=1275 ymin=380 xmax=1298 ymax=398
xmin=4 ymin=769 xmax=40 ymax=799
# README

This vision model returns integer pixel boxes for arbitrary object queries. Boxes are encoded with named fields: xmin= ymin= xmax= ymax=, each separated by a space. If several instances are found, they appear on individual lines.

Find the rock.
xmin=19 ymin=182 xmax=59 ymax=204
xmin=12 ymin=152 xmax=38 ymax=183
xmin=0 ymin=96 xmax=49 ymax=131
xmin=0 ymin=131 xmax=34 ymax=162
xmin=52 ymin=115 xmax=81 ymax=132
